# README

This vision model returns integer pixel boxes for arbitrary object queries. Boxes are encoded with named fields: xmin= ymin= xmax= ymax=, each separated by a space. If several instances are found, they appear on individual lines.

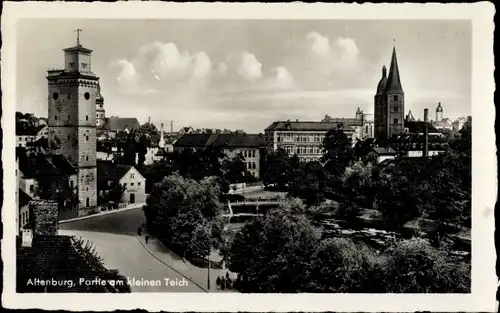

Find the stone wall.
xmin=29 ymin=200 xmax=59 ymax=236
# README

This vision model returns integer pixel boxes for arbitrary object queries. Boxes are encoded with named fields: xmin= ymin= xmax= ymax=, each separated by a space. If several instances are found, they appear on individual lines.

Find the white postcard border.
xmin=1 ymin=2 xmax=496 ymax=312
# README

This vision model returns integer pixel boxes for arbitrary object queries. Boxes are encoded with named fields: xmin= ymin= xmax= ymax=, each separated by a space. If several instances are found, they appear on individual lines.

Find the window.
xmin=96 ymin=113 xmax=99 ymax=118
xmin=69 ymin=62 xmax=75 ymax=68
xmin=81 ymin=63 xmax=88 ymax=69
xmin=124 ymin=183 xmax=127 ymax=188
xmin=394 ymin=118 xmax=399 ymax=124
xmin=394 ymin=106 xmax=398 ymax=112
xmin=393 ymin=95 xmax=398 ymax=101
xmin=29 ymin=185 xmax=34 ymax=192
xmin=131 ymin=183 xmax=134 ymax=187
xmin=252 ymin=162 xmax=256 ymax=169
xmin=85 ymin=156 xmax=89 ymax=161
xmin=86 ymin=198 xmax=90 ymax=207
xmin=24 ymin=137 xmax=27 ymax=142
xmin=138 ymin=182 xmax=141 ymax=186
xmin=55 ymin=115 xmax=58 ymax=120
xmin=252 ymin=150 xmax=256 ymax=158
xmin=86 ymin=136 xmax=89 ymax=141
xmin=68 ymin=93 xmax=71 ymax=100
xmin=130 ymin=173 xmax=135 ymax=179
xmin=86 ymin=115 xmax=89 ymax=121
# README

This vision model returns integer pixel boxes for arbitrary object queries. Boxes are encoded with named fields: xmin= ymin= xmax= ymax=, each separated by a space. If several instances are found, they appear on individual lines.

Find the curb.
xmin=136 ymin=237 xmax=209 ymax=293
xmin=58 ymin=204 xmax=145 ymax=224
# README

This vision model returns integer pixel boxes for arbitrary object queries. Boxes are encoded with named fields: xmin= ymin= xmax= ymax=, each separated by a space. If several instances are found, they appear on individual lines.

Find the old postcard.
xmin=1 ymin=1 xmax=496 ymax=312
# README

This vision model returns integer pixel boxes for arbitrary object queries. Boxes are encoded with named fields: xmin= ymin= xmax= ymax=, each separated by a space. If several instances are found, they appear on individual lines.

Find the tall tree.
xmin=321 ymin=127 xmax=354 ymax=178
xmin=262 ymin=148 xmax=292 ymax=190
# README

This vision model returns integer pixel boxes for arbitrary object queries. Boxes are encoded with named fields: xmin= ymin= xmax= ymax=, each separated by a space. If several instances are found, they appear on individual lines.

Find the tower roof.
xmin=436 ymin=102 xmax=443 ymax=112
xmin=376 ymin=65 xmax=388 ymax=94
xmin=384 ymin=47 xmax=403 ymax=93
xmin=406 ymin=110 xmax=415 ymax=122
xmin=96 ymin=83 xmax=104 ymax=103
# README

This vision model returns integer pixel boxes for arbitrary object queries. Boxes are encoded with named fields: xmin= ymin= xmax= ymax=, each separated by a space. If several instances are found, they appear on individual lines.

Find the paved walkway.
xmin=59 ymin=207 xmax=237 ymax=292
xmin=59 ymin=229 xmax=205 ymax=292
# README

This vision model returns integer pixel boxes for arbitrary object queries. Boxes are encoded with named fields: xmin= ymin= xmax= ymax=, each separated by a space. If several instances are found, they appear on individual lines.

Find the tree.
xmin=98 ymin=182 xmax=126 ymax=209
xmin=137 ymin=122 xmax=160 ymax=146
xmin=228 ymin=201 xmax=321 ymax=292
xmin=378 ymin=238 xmax=470 ymax=293
xmin=222 ymin=152 xmax=248 ymax=184
xmin=262 ymin=148 xmax=292 ymax=190
xmin=288 ymin=161 xmax=328 ymax=206
xmin=143 ymin=173 xmax=224 ymax=257
xmin=337 ymin=161 xmax=375 ymax=220
xmin=321 ymin=127 xmax=354 ymax=178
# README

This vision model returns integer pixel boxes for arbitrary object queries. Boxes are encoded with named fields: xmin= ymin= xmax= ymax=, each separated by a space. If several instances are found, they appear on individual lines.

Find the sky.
xmin=16 ymin=19 xmax=471 ymax=133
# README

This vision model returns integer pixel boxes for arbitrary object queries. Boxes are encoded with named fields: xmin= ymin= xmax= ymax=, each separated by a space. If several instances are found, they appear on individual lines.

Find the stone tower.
xmin=47 ymin=31 xmax=98 ymax=215
xmin=96 ymin=83 xmax=106 ymax=129
xmin=374 ymin=46 xmax=405 ymax=139
xmin=436 ymin=102 xmax=443 ymax=122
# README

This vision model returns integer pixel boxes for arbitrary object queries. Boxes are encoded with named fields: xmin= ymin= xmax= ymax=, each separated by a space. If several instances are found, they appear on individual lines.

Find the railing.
xmin=230 ymin=197 xmax=286 ymax=205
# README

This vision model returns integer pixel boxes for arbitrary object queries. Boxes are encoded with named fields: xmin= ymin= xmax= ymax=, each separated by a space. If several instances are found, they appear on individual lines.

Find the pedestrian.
xmin=221 ymin=277 xmax=226 ymax=290
xmin=137 ymin=227 xmax=142 ymax=236
xmin=216 ymin=276 xmax=221 ymax=289
xmin=145 ymin=235 xmax=149 ymax=244
xmin=226 ymin=271 xmax=230 ymax=279
xmin=226 ymin=277 xmax=232 ymax=289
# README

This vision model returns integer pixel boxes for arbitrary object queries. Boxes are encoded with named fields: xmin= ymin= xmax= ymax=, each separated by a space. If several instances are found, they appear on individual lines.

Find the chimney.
xmin=30 ymin=200 xmax=59 ymax=236
xmin=159 ymin=123 xmax=165 ymax=149
xmin=423 ymin=108 xmax=429 ymax=157
xmin=148 ymin=116 xmax=151 ymax=124
xmin=170 ymin=120 xmax=173 ymax=134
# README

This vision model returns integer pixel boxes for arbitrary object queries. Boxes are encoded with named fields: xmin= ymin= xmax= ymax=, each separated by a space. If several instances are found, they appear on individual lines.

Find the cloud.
xmin=265 ymin=66 xmax=294 ymax=89
xmin=193 ymin=51 xmax=212 ymax=79
xmin=227 ymin=51 xmax=263 ymax=81
xmin=109 ymin=59 xmax=139 ymax=86
xmin=306 ymin=32 xmax=330 ymax=55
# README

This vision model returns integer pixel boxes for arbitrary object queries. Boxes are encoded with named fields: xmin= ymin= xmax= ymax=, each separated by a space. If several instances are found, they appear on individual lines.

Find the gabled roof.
xmin=211 ymin=134 xmax=266 ymax=148
xmin=173 ymin=133 xmax=267 ymax=148
xmin=384 ymin=46 xmax=403 ymax=93
xmin=173 ymin=134 xmax=212 ymax=147
xmin=18 ymin=153 xmax=76 ymax=178
xmin=105 ymin=117 xmax=140 ymax=132
xmin=97 ymin=161 xmax=142 ymax=182
xmin=265 ymin=121 xmax=355 ymax=132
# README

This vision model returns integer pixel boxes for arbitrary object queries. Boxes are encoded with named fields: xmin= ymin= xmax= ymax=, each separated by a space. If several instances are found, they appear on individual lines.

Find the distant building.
xmin=367 ymin=147 xmax=397 ymax=163
xmin=173 ymin=133 xmax=266 ymax=178
xmin=374 ymin=46 xmax=405 ymax=139
xmin=432 ymin=102 xmax=454 ymax=130
xmin=16 ymin=125 xmax=48 ymax=147
xmin=17 ymin=150 xmax=78 ymax=200
xmin=264 ymin=120 xmax=356 ymax=163
xmin=322 ymin=107 xmax=374 ymax=140
xmin=97 ymin=161 xmax=146 ymax=205
xmin=18 ymin=189 xmax=32 ymax=234
xmin=453 ymin=116 xmax=468 ymax=132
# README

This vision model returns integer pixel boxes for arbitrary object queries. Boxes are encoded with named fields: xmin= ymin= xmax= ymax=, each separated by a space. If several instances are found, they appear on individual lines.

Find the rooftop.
xmin=265 ymin=121 xmax=355 ymax=132
xmin=174 ymin=133 xmax=266 ymax=148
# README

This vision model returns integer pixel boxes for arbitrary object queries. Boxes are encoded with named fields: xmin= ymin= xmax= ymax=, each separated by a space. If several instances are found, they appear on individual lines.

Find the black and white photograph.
xmin=1 ymin=2 xmax=495 ymax=312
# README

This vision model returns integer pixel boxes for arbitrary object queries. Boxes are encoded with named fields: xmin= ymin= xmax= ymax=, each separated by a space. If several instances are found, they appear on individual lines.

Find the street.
xmin=59 ymin=208 xmax=207 ymax=292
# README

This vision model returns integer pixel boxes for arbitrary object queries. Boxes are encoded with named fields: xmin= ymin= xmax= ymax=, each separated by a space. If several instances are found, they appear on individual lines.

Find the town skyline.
xmin=17 ymin=19 xmax=471 ymax=133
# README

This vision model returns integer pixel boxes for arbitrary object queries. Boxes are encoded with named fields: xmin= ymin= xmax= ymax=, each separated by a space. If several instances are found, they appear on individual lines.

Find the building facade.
xmin=47 ymin=36 xmax=98 ymax=214
xmin=96 ymin=83 xmax=106 ymax=129
xmin=173 ymin=133 xmax=266 ymax=179
xmin=97 ymin=161 xmax=147 ymax=205
xmin=322 ymin=107 xmax=374 ymax=140
xmin=374 ymin=47 xmax=405 ymax=139
xmin=265 ymin=120 xmax=356 ymax=163
xmin=16 ymin=125 xmax=48 ymax=147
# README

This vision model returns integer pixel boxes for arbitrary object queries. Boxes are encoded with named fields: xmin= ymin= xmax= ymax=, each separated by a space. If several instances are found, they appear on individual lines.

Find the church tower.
xmin=96 ymin=83 xmax=105 ymax=129
xmin=47 ymin=30 xmax=98 ymax=215
xmin=436 ymin=102 xmax=443 ymax=122
xmin=374 ymin=65 xmax=388 ymax=138
xmin=374 ymin=46 xmax=405 ymax=139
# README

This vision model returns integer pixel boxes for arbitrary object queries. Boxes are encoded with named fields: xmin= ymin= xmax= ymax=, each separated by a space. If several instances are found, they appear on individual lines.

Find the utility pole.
xmin=207 ymin=248 xmax=211 ymax=291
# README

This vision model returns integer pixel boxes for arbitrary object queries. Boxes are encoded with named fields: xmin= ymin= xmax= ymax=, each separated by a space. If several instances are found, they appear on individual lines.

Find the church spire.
xmin=384 ymin=46 xmax=403 ymax=93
